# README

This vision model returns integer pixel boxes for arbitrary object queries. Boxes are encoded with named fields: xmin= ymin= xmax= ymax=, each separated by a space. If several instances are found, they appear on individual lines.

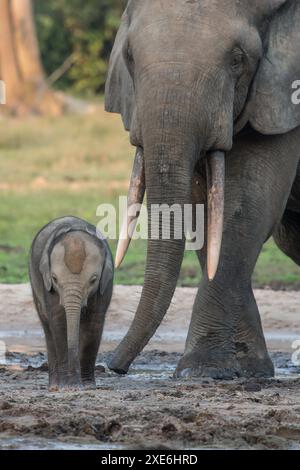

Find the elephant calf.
xmin=29 ymin=216 xmax=114 ymax=391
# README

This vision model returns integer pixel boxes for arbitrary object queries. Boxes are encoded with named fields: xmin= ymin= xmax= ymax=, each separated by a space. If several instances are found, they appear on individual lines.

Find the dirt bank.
xmin=0 ymin=285 xmax=300 ymax=450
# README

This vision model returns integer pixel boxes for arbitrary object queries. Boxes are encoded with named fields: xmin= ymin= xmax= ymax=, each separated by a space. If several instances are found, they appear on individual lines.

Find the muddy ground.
xmin=1 ymin=285 xmax=300 ymax=450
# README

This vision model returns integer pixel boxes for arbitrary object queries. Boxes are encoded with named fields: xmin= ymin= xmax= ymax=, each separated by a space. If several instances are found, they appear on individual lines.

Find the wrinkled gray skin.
xmin=105 ymin=0 xmax=300 ymax=378
xmin=29 ymin=217 xmax=114 ymax=391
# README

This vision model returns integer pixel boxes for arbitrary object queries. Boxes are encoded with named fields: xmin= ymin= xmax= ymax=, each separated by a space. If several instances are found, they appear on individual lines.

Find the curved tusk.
xmin=115 ymin=147 xmax=145 ymax=268
xmin=206 ymin=150 xmax=225 ymax=281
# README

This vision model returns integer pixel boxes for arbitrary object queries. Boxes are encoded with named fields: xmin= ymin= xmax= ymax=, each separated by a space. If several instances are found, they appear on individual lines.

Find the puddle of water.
xmin=2 ymin=436 xmax=299 ymax=451
xmin=275 ymin=368 xmax=300 ymax=377
xmin=265 ymin=332 xmax=300 ymax=342
xmin=0 ymin=436 xmax=122 ymax=450
xmin=2 ymin=328 xmax=300 ymax=358
xmin=0 ymin=330 xmax=43 ymax=339
xmin=0 ymin=328 xmax=186 ymax=342
xmin=127 ymin=370 xmax=173 ymax=381
xmin=2 ymin=347 xmax=300 ymax=381
xmin=4 ymin=351 xmax=46 ymax=369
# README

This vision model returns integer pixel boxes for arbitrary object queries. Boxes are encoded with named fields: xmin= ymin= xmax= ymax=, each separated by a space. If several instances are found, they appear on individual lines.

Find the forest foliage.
xmin=34 ymin=0 xmax=127 ymax=94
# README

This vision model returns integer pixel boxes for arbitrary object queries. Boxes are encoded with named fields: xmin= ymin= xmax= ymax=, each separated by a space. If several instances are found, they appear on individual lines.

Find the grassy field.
xmin=0 ymin=101 xmax=299 ymax=287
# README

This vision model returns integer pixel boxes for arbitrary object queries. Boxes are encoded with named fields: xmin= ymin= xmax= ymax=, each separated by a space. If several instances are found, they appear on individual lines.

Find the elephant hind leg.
xmin=273 ymin=209 xmax=300 ymax=267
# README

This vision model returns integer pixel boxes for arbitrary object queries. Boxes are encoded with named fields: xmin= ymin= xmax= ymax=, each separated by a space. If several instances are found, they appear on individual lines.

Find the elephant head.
xmin=40 ymin=228 xmax=113 ymax=384
xmin=105 ymin=0 xmax=300 ymax=373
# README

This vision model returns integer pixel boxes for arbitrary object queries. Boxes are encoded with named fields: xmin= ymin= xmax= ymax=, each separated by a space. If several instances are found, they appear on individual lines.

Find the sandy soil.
xmin=1 ymin=285 xmax=300 ymax=450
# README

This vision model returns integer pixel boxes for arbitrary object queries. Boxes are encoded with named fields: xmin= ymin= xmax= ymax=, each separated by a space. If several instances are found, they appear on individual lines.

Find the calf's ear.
xmin=39 ymin=225 xmax=71 ymax=292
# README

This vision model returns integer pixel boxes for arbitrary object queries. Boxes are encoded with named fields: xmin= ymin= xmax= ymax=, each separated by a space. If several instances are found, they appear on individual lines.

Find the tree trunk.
xmin=0 ymin=0 xmax=24 ymax=112
xmin=0 ymin=0 xmax=63 ymax=115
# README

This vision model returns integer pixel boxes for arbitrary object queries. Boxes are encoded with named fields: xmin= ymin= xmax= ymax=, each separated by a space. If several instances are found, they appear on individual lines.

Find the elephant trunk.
xmin=109 ymin=79 xmax=226 ymax=374
xmin=64 ymin=289 xmax=82 ymax=384
xmin=109 ymin=105 xmax=198 ymax=373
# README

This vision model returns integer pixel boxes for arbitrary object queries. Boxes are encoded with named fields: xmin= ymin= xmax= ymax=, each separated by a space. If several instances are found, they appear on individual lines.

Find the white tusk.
xmin=206 ymin=151 xmax=225 ymax=281
xmin=115 ymin=147 xmax=145 ymax=268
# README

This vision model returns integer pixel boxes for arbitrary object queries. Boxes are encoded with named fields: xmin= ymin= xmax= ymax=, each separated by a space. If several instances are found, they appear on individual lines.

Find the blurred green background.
xmin=0 ymin=0 xmax=299 ymax=288
xmin=35 ymin=0 xmax=127 ymax=95
xmin=0 ymin=106 xmax=299 ymax=288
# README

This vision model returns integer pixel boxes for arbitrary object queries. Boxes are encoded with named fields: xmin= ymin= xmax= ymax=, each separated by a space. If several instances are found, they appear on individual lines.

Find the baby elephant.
xmin=29 ymin=216 xmax=114 ymax=391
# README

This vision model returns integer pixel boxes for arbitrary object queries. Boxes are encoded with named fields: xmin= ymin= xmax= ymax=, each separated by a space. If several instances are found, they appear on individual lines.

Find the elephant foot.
xmin=48 ymin=373 xmax=59 ymax=392
xmin=174 ymin=351 xmax=241 ymax=380
xmin=235 ymin=341 xmax=274 ymax=378
xmin=82 ymin=379 xmax=96 ymax=390
xmin=60 ymin=383 xmax=84 ymax=392
xmin=57 ymin=374 xmax=84 ymax=392
xmin=237 ymin=354 xmax=274 ymax=378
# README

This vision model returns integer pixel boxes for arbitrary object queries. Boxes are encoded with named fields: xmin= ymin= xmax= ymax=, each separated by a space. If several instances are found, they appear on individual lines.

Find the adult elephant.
xmin=105 ymin=0 xmax=300 ymax=379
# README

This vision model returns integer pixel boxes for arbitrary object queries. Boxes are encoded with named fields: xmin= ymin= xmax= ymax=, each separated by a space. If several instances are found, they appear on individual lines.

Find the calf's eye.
xmin=89 ymin=275 xmax=98 ymax=285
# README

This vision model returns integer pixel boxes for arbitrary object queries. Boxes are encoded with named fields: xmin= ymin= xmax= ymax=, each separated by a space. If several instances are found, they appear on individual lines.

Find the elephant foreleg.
xmin=32 ymin=291 xmax=59 ymax=391
xmin=42 ymin=322 xmax=59 ymax=390
xmin=80 ymin=293 xmax=107 ymax=389
xmin=50 ymin=304 xmax=69 ymax=388
xmin=176 ymin=127 xmax=300 ymax=379
xmin=191 ymin=161 xmax=272 ymax=378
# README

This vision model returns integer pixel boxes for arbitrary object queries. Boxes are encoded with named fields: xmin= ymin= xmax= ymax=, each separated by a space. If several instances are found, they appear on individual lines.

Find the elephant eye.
xmin=51 ymin=274 xmax=58 ymax=284
xmin=89 ymin=275 xmax=98 ymax=285
xmin=230 ymin=48 xmax=245 ymax=75
xmin=123 ymin=42 xmax=135 ymax=73
xmin=127 ymin=47 xmax=133 ymax=62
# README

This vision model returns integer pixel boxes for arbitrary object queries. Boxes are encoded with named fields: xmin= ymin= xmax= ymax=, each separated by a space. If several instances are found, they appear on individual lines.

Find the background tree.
xmin=0 ymin=0 xmax=63 ymax=115
xmin=0 ymin=0 xmax=127 ymax=114
xmin=35 ymin=0 xmax=126 ymax=94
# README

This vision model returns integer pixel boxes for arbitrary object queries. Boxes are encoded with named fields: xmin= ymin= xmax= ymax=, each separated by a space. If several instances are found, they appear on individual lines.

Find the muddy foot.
xmin=59 ymin=384 xmax=84 ymax=392
xmin=174 ymin=365 xmax=241 ymax=380
xmin=82 ymin=380 xmax=96 ymax=390
xmin=238 ymin=355 xmax=274 ymax=378
xmin=174 ymin=353 xmax=241 ymax=380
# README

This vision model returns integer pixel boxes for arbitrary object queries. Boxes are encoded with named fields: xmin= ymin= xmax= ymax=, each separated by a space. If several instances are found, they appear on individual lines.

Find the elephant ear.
xmin=105 ymin=9 xmax=135 ymax=131
xmin=99 ymin=243 xmax=114 ymax=296
xmin=249 ymin=0 xmax=300 ymax=135
xmin=39 ymin=225 xmax=72 ymax=292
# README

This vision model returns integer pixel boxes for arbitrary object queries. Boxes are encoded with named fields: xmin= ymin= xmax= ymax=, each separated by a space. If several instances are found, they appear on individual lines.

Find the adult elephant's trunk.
xmin=64 ymin=289 xmax=82 ymax=385
xmin=109 ymin=84 xmax=225 ymax=374
xmin=109 ymin=108 xmax=199 ymax=373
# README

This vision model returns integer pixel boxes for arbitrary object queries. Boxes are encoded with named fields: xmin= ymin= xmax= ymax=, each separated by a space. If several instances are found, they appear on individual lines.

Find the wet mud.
xmin=1 ymin=351 xmax=300 ymax=450
xmin=1 ymin=285 xmax=300 ymax=450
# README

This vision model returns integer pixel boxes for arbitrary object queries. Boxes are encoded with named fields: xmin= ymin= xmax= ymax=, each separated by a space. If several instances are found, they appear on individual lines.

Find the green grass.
xmin=0 ymin=104 xmax=299 ymax=287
